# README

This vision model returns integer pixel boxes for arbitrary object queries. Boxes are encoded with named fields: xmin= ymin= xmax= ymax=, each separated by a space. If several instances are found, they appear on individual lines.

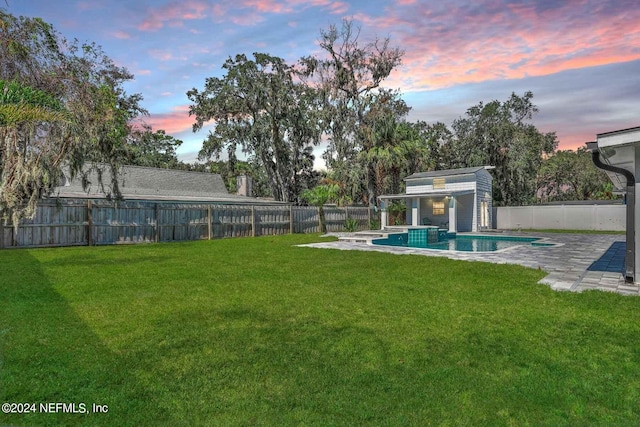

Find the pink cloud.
xmin=355 ymin=1 xmax=640 ymax=91
xmin=138 ymin=0 xmax=209 ymax=32
xmin=112 ymin=31 xmax=131 ymax=40
xmin=145 ymin=106 xmax=195 ymax=135
xmin=242 ymin=0 xmax=293 ymax=14
xmin=229 ymin=12 xmax=266 ymax=26
xmin=326 ymin=2 xmax=349 ymax=14
xmin=551 ymin=128 xmax=599 ymax=151
xmin=148 ymin=49 xmax=188 ymax=62
xmin=234 ymin=0 xmax=348 ymax=20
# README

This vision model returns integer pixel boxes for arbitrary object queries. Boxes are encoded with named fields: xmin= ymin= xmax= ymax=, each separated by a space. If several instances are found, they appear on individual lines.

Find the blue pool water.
xmin=371 ymin=233 xmax=549 ymax=252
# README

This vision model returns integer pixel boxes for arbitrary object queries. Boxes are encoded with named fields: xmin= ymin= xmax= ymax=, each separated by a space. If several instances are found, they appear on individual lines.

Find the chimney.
xmin=236 ymin=175 xmax=253 ymax=197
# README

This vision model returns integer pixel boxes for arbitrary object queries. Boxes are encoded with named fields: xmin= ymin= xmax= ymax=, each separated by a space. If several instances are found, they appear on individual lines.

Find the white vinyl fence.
xmin=496 ymin=204 xmax=625 ymax=231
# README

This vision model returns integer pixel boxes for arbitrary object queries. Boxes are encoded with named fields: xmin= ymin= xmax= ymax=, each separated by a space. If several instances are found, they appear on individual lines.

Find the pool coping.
xmin=299 ymin=231 xmax=637 ymax=296
xmin=356 ymin=231 xmax=563 ymax=254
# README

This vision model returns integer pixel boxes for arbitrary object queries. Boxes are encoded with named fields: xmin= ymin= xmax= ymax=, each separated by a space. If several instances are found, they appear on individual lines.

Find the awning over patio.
xmin=378 ymin=190 xmax=475 ymax=200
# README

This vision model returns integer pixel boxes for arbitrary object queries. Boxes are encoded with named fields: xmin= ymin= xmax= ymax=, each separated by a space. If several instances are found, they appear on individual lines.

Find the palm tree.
xmin=0 ymin=80 xmax=71 ymax=226
xmin=301 ymin=184 xmax=339 ymax=233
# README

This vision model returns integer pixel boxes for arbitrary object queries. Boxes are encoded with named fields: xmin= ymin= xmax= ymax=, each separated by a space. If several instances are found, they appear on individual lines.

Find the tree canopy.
xmin=440 ymin=91 xmax=558 ymax=206
xmin=299 ymin=19 xmax=404 ymax=206
xmin=187 ymin=20 xmax=606 ymax=208
xmin=188 ymin=53 xmax=322 ymax=203
xmin=537 ymin=148 xmax=615 ymax=202
xmin=0 ymin=9 xmax=146 ymax=225
xmin=126 ymin=126 xmax=183 ymax=169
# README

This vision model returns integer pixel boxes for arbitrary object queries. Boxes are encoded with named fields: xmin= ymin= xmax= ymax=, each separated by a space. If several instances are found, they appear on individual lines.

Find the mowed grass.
xmin=2 ymin=234 xmax=640 ymax=426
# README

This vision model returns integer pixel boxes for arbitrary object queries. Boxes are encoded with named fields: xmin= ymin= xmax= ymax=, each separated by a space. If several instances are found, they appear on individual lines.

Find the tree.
xmin=188 ymin=53 xmax=323 ymax=203
xmin=358 ymin=90 xmax=410 ymax=197
xmin=301 ymin=184 xmax=340 ymax=233
xmin=358 ymin=92 xmax=439 ymax=198
xmin=178 ymin=158 xmax=274 ymax=197
xmin=537 ymin=148 xmax=615 ymax=202
xmin=0 ymin=80 xmax=71 ymax=225
xmin=126 ymin=126 xmax=182 ymax=169
xmin=299 ymin=19 xmax=404 ymax=206
xmin=425 ymin=121 xmax=454 ymax=171
xmin=0 ymin=10 xmax=146 ymax=226
xmin=440 ymin=91 xmax=557 ymax=206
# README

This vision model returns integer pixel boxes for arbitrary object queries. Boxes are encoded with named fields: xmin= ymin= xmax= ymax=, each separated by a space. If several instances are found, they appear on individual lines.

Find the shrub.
xmin=345 ymin=217 xmax=358 ymax=232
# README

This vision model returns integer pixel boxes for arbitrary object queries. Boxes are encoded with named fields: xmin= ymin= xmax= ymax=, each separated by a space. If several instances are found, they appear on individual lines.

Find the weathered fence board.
xmin=1 ymin=200 xmax=376 ymax=249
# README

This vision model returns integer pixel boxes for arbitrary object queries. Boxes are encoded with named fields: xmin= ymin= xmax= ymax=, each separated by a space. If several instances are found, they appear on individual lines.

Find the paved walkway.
xmin=299 ymin=232 xmax=640 ymax=296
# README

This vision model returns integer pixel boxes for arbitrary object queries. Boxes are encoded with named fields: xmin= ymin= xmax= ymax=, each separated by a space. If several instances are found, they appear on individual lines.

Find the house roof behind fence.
xmin=52 ymin=164 xmax=280 ymax=204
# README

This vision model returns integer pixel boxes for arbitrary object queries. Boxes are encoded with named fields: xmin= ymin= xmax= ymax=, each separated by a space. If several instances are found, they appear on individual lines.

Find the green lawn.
xmin=1 ymin=234 xmax=640 ymax=426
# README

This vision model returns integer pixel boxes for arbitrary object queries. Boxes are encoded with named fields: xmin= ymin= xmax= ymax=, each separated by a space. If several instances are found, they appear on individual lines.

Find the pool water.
xmin=371 ymin=233 xmax=549 ymax=252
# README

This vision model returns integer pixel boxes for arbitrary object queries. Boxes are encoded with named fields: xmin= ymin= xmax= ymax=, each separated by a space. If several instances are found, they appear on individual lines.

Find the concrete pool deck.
xmin=300 ymin=231 xmax=639 ymax=296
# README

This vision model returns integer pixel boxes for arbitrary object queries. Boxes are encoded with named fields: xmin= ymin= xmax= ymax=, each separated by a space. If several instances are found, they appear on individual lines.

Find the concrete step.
xmin=338 ymin=236 xmax=370 ymax=243
xmin=338 ymin=230 xmax=386 ymax=243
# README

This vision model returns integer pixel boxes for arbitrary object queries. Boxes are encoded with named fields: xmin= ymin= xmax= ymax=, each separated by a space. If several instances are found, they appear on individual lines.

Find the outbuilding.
xmin=378 ymin=166 xmax=494 ymax=232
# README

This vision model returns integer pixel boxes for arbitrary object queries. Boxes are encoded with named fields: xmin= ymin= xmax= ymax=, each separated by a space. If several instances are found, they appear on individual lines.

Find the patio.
xmin=301 ymin=232 xmax=639 ymax=296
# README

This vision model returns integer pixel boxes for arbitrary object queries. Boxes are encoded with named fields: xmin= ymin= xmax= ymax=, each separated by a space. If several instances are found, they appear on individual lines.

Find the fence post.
xmin=207 ymin=205 xmax=212 ymax=240
xmin=87 ymin=200 xmax=93 ymax=246
xmin=0 ymin=219 xmax=4 ymax=249
xmin=211 ymin=205 xmax=216 ymax=239
xmin=251 ymin=205 xmax=256 ymax=237
xmin=154 ymin=203 xmax=160 ymax=243
xmin=290 ymin=205 xmax=294 ymax=234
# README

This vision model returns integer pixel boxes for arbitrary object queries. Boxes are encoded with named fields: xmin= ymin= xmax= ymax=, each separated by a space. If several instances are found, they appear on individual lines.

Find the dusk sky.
xmin=8 ymin=0 xmax=640 ymax=167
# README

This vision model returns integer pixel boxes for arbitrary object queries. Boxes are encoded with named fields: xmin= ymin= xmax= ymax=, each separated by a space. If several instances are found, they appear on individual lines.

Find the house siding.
xmin=406 ymin=175 xmax=476 ymax=194
xmin=474 ymin=170 xmax=493 ymax=231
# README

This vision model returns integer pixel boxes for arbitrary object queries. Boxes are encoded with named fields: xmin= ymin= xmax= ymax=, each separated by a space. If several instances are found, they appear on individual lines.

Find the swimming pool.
xmin=371 ymin=233 xmax=554 ymax=252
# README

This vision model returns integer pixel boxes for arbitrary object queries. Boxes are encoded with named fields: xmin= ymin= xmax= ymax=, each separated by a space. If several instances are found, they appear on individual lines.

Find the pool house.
xmin=378 ymin=166 xmax=494 ymax=233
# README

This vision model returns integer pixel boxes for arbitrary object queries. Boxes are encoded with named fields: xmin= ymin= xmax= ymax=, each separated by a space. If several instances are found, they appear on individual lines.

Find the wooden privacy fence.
xmin=0 ymin=199 xmax=376 ymax=249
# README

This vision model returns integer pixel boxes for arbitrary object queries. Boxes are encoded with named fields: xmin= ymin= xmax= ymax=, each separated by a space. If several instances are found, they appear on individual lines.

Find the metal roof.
xmin=404 ymin=166 xmax=493 ymax=180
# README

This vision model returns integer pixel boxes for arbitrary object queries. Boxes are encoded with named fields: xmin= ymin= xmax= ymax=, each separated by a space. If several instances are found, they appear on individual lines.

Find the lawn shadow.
xmin=0 ymin=250 xmax=176 ymax=426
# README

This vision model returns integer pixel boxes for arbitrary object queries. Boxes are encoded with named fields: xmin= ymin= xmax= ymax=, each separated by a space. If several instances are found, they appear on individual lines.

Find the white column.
xmin=634 ymin=185 xmax=640 ymax=282
xmin=380 ymin=199 xmax=388 ymax=229
xmin=633 ymin=148 xmax=640 ymax=282
xmin=472 ymin=191 xmax=478 ymax=232
xmin=449 ymin=196 xmax=457 ymax=232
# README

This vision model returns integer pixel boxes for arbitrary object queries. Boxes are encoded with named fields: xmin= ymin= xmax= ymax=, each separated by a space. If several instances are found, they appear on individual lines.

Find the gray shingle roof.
xmin=404 ymin=166 xmax=491 ymax=180
xmin=53 ymin=164 xmax=274 ymax=203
